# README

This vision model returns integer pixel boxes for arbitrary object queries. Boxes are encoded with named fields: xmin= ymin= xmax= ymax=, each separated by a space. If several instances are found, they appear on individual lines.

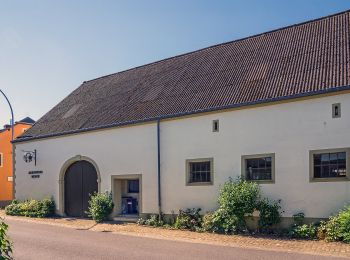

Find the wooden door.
xmin=64 ymin=160 xmax=98 ymax=217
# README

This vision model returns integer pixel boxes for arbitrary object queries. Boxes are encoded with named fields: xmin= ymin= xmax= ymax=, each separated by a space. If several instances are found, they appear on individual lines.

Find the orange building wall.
xmin=0 ymin=123 xmax=31 ymax=202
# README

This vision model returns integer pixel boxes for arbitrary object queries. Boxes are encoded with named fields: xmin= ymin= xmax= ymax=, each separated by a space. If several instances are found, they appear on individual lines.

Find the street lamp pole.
xmin=0 ymin=89 xmax=14 ymax=141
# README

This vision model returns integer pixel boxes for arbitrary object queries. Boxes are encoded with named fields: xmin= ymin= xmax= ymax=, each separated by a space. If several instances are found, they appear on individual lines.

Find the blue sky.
xmin=1 ymin=1 xmax=350 ymax=126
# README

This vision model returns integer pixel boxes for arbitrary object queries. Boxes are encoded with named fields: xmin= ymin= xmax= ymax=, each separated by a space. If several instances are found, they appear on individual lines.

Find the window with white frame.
xmin=186 ymin=158 xmax=213 ymax=185
xmin=0 ymin=153 xmax=3 ymax=167
xmin=310 ymin=148 xmax=349 ymax=181
xmin=242 ymin=153 xmax=275 ymax=183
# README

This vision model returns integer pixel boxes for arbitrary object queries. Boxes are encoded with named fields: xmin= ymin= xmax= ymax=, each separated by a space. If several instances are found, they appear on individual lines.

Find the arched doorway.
xmin=64 ymin=160 xmax=98 ymax=217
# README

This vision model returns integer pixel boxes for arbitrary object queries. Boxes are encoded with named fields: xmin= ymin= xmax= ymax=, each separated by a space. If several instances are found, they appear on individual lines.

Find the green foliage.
xmin=319 ymin=206 xmax=350 ymax=243
xmin=316 ymin=221 xmax=327 ymax=240
xmin=174 ymin=208 xmax=202 ymax=231
xmin=211 ymin=209 xmax=240 ymax=234
xmin=143 ymin=179 xmax=283 ymax=236
xmin=146 ymin=214 xmax=164 ymax=226
xmin=202 ymin=212 xmax=216 ymax=232
xmin=137 ymin=214 xmax=164 ymax=227
xmin=5 ymin=198 xmax=55 ymax=218
xmin=0 ymin=219 xmax=12 ymax=260
xmin=87 ymin=192 xmax=114 ymax=223
xmin=289 ymin=224 xmax=317 ymax=239
xmin=319 ymin=218 xmax=340 ymax=242
xmin=211 ymin=178 xmax=260 ymax=233
xmin=287 ymin=209 xmax=350 ymax=242
xmin=288 ymin=212 xmax=317 ymax=239
xmin=257 ymin=199 xmax=282 ymax=232
xmin=219 ymin=178 xmax=260 ymax=220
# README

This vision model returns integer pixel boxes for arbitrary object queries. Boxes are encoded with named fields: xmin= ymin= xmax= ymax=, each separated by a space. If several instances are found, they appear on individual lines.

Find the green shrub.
xmin=5 ymin=198 xmax=55 ymax=218
xmin=289 ymin=224 xmax=317 ymax=239
xmin=288 ymin=212 xmax=317 ymax=239
xmin=137 ymin=214 xmax=166 ymax=227
xmin=0 ymin=218 xmax=12 ymax=260
xmin=212 ymin=178 xmax=260 ymax=233
xmin=319 ymin=218 xmax=340 ymax=242
xmin=334 ymin=207 xmax=350 ymax=243
xmin=320 ymin=206 xmax=350 ymax=243
xmin=39 ymin=198 xmax=56 ymax=217
xmin=174 ymin=208 xmax=202 ymax=231
xmin=87 ymin=192 xmax=114 ymax=223
xmin=146 ymin=214 xmax=164 ymax=227
xmin=140 ymin=178 xmax=283 ymax=236
xmin=257 ymin=199 xmax=282 ymax=232
xmin=316 ymin=221 xmax=327 ymax=240
xmin=202 ymin=212 xmax=216 ymax=232
xmin=146 ymin=215 xmax=161 ymax=226
xmin=211 ymin=209 xmax=240 ymax=234
xmin=4 ymin=201 xmax=20 ymax=216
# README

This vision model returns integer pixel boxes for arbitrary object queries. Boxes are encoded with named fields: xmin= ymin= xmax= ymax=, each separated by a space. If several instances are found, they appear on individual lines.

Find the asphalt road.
xmin=5 ymin=219 xmax=346 ymax=260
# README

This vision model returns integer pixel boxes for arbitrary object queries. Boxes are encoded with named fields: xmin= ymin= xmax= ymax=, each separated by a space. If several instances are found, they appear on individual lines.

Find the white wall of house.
xmin=14 ymin=92 xmax=350 ymax=218
xmin=14 ymin=123 xmax=159 ymax=214
xmin=160 ymin=93 xmax=350 ymax=218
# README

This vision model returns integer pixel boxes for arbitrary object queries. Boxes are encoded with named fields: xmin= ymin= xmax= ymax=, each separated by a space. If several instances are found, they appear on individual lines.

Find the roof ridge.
xmin=23 ymin=8 xmax=350 ymax=141
xmin=83 ymin=8 xmax=350 ymax=84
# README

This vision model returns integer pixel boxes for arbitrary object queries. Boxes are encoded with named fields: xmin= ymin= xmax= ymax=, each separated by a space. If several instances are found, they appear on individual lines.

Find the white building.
xmin=13 ymin=10 xmax=350 ymax=221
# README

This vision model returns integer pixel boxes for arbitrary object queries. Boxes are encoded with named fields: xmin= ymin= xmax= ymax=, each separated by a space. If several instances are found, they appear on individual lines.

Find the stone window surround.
xmin=241 ymin=153 xmax=275 ymax=184
xmin=186 ymin=158 xmax=214 ymax=186
xmin=309 ymin=148 xmax=350 ymax=182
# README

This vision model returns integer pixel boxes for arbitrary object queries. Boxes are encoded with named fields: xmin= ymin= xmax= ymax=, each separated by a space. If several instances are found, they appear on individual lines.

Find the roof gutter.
xmin=12 ymin=84 xmax=350 ymax=144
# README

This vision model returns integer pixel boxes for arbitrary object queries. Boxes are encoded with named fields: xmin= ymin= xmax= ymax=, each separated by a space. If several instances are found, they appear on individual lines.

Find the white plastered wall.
xmin=160 ymin=93 xmax=350 ymax=218
xmin=14 ymin=123 xmax=158 ymax=214
xmin=14 ymin=92 xmax=350 ymax=218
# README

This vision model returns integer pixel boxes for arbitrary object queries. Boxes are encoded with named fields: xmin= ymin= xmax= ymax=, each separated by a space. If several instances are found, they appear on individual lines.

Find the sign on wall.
xmin=28 ymin=170 xmax=43 ymax=179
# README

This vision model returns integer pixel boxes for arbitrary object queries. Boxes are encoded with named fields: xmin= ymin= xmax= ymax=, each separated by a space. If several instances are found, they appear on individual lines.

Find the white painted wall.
xmin=14 ymin=93 xmax=350 ymax=218
xmin=14 ymin=124 xmax=159 ymax=214
xmin=160 ymin=93 xmax=350 ymax=218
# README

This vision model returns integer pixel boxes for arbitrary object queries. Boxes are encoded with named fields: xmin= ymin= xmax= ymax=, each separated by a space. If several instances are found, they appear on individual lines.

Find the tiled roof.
xmin=21 ymin=10 xmax=350 ymax=141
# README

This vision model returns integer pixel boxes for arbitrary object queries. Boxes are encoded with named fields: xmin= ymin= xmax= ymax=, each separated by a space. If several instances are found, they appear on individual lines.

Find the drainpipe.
xmin=12 ymin=143 xmax=15 ymax=200
xmin=157 ymin=119 xmax=162 ymax=219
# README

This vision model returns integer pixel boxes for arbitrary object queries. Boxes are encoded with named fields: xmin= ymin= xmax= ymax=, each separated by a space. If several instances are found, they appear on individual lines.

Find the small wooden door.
xmin=64 ymin=160 xmax=98 ymax=217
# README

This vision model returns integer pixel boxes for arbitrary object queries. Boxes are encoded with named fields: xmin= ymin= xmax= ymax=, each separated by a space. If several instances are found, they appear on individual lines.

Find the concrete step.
xmin=113 ymin=215 xmax=139 ymax=223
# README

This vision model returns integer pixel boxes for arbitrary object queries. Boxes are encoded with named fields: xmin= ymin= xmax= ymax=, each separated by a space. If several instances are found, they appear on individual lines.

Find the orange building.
xmin=0 ymin=117 xmax=35 ymax=206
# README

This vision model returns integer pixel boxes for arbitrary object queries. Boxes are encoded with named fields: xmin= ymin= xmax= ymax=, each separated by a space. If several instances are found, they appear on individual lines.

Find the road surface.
xmin=5 ymin=218 xmax=346 ymax=260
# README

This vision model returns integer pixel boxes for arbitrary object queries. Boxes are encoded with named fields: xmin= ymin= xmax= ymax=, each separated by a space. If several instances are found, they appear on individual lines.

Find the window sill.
xmin=310 ymin=177 xmax=350 ymax=183
xmin=186 ymin=182 xmax=213 ymax=186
